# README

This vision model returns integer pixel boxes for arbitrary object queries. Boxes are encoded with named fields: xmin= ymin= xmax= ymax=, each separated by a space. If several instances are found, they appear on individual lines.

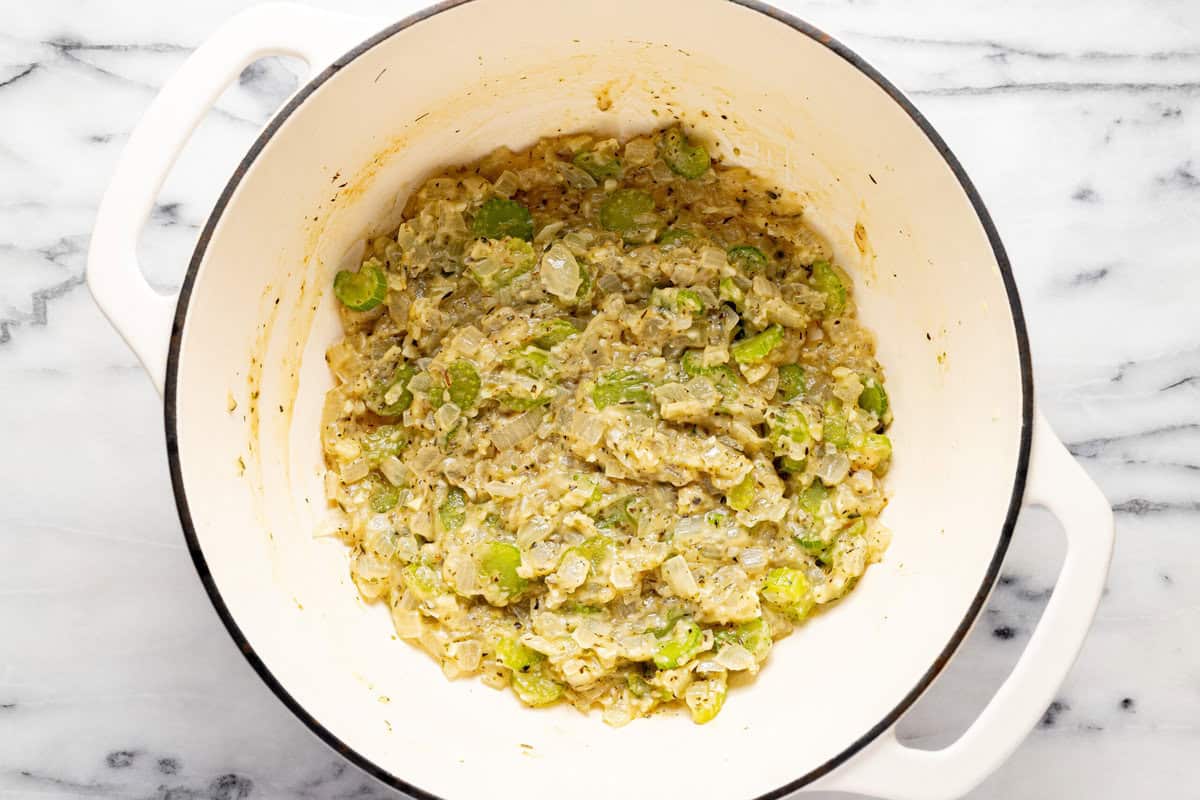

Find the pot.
xmin=87 ymin=2 xmax=1114 ymax=798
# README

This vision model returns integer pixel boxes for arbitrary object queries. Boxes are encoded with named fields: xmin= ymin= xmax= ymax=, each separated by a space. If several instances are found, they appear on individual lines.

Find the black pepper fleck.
xmin=1040 ymin=700 xmax=1068 ymax=728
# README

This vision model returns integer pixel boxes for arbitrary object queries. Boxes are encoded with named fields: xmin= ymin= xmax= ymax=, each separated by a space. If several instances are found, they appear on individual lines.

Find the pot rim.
xmin=164 ymin=2 xmax=1034 ymax=797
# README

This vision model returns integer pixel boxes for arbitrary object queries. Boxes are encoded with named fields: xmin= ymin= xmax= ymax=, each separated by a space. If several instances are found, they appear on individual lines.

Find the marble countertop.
xmin=1 ymin=0 xmax=1196 ymax=797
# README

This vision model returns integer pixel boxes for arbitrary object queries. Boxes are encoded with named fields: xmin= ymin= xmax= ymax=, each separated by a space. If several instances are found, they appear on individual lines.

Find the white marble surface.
xmin=1 ymin=0 xmax=1197 ymax=797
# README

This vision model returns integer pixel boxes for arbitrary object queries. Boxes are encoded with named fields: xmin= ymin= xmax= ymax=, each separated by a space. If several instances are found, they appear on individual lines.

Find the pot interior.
xmin=169 ymin=1 xmax=1028 ymax=797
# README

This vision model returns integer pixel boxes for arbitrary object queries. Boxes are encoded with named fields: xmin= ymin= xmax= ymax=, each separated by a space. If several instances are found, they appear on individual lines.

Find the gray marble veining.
xmin=1 ymin=1 xmax=1197 ymax=798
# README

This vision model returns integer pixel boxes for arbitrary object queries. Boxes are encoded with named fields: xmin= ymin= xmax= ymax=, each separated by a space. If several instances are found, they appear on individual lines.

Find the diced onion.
xmin=737 ymin=547 xmax=767 ymax=570
xmin=662 ymin=555 xmax=700 ymax=598
xmin=492 ymin=170 xmax=520 ymax=197
xmin=435 ymin=402 xmax=462 ymax=430
xmin=557 ymin=161 xmax=598 ymax=189
xmin=597 ymin=272 xmax=624 ymax=294
xmin=340 ymin=458 xmax=369 ymax=484
xmin=411 ymin=445 xmax=442 ymax=473
xmin=535 ymin=220 xmax=566 ymax=246
xmin=390 ymin=607 xmax=423 ymax=639
xmin=623 ymin=138 xmax=656 ymax=166
xmin=379 ymin=455 xmax=409 ymax=487
xmin=540 ymin=242 xmax=582 ymax=300
xmin=449 ymin=639 xmax=482 ymax=671
xmin=454 ymin=325 xmax=484 ymax=353
xmin=527 ymin=540 xmax=561 ymax=572
xmin=556 ymin=554 xmax=591 ymax=591
xmin=354 ymin=550 xmax=390 ymax=581
xmin=490 ymin=408 xmax=545 ymax=450
xmin=716 ymin=644 xmax=756 ymax=671
xmin=517 ymin=515 xmax=554 ymax=549
xmin=817 ymin=451 xmax=851 ymax=485
xmin=700 ymin=246 xmax=728 ymax=272
xmin=484 ymin=480 xmax=521 ymax=498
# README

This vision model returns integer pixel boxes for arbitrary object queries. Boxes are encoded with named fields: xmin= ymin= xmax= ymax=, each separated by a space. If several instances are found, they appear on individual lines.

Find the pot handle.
xmin=86 ymin=3 xmax=376 ymax=393
xmin=818 ymin=412 xmax=1113 ymax=800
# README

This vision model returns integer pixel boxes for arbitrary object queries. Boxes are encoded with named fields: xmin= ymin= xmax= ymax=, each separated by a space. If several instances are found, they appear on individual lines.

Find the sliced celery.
xmin=438 ymin=487 xmax=467 ymax=532
xmin=447 ymin=360 xmax=481 ymax=408
xmin=811 ymin=260 xmax=846 ymax=316
xmin=659 ymin=126 xmax=710 ymax=179
xmin=761 ymin=567 xmax=815 ymax=620
xmin=472 ymin=198 xmax=533 ymax=241
xmin=731 ymin=324 xmax=784 ymax=364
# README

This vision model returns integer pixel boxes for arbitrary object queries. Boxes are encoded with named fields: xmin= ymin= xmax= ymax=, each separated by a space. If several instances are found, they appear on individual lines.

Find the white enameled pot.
xmin=87 ymin=2 xmax=1114 ymax=799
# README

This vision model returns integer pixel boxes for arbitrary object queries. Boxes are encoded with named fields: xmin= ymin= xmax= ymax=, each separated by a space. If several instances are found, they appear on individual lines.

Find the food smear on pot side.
xmin=320 ymin=127 xmax=894 ymax=725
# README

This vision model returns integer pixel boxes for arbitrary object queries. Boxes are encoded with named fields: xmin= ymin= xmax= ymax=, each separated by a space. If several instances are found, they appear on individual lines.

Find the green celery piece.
xmin=718 ymin=277 xmax=745 ymax=309
xmin=659 ymin=126 xmax=710 ymax=179
xmin=562 ymin=602 xmax=604 ymax=615
xmin=778 ymin=457 xmax=806 ymax=474
xmin=680 ymin=351 xmax=739 ymax=399
xmin=686 ymin=679 xmax=727 ymax=724
xmin=532 ymin=318 xmax=579 ymax=349
xmin=797 ymin=535 xmax=831 ymax=559
xmin=511 ymin=671 xmax=563 ymax=707
xmin=573 ymin=149 xmax=621 ymax=180
xmin=860 ymin=432 xmax=893 ymax=472
xmin=681 ymin=350 xmax=707 ymax=378
xmin=770 ymin=408 xmax=810 ymax=448
xmin=761 ymin=567 xmax=815 ymax=620
xmin=496 ymin=637 xmax=542 ymax=671
xmin=777 ymin=364 xmax=805 ymax=401
xmin=727 ymin=472 xmax=756 ymax=511
xmin=653 ymin=619 xmax=704 ymax=669
xmin=438 ymin=487 xmax=467 ymax=532
xmin=505 ymin=346 xmax=555 ymax=379
xmin=359 ymin=425 xmax=409 ymax=465
xmin=403 ymin=562 xmax=443 ymax=600
xmin=823 ymin=401 xmax=850 ymax=448
xmin=591 ymin=368 xmax=652 ymax=410
xmin=447 ymin=360 xmax=480 ymax=409
xmin=731 ymin=324 xmax=784 ymax=364
xmin=735 ymin=617 xmax=772 ymax=660
xmin=600 ymin=188 xmax=656 ymax=236
xmin=652 ymin=607 xmax=686 ymax=638
xmin=479 ymin=542 xmax=528 ymax=599
xmin=626 ymin=671 xmax=655 ymax=698
xmin=858 ymin=375 xmax=889 ymax=416
xmin=575 ymin=264 xmax=593 ymax=301
xmin=658 ymin=227 xmax=695 ymax=247
xmin=712 ymin=627 xmax=738 ymax=649
xmin=595 ymin=497 xmax=636 ymax=531
xmin=574 ymin=534 xmax=614 ymax=571
xmin=472 ymin=198 xmax=533 ymax=241
xmin=333 ymin=257 xmax=387 ymax=312
xmin=368 ymin=479 xmax=400 ymax=513
xmin=467 ymin=237 xmax=536 ymax=290
xmin=370 ymin=363 xmax=417 ymax=417
xmin=811 ymin=260 xmax=846 ymax=316
xmin=728 ymin=245 xmax=767 ymax=273
xmin=498 ymin=393 xmax=553 ymax=411
xmin=676 ymin=289 xmax=704 ymax=314
xmin=797 ymin=480 xmax=828 ymax=518
xmin=705 ymin=509 xmax=729 ymax=526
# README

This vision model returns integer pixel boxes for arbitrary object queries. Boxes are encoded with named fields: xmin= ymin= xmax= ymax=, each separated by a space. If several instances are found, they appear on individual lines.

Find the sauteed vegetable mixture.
xmin=321 ymin=127 xmax=893 ymax=725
